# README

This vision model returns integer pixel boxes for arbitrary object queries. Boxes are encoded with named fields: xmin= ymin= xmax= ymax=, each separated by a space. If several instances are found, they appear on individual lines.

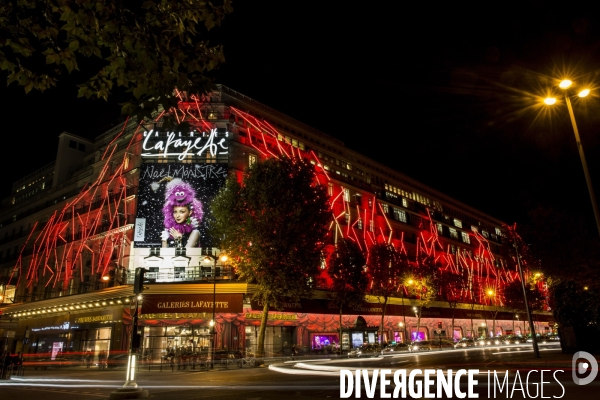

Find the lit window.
xmin=382 ymin=204 xmax=389 ymax=214
xmin=249 ymin=154 xmax=257 ymax=166
xmin=436 ymin=223 xmax=443 ymax=235
xmin=482 ymin=230 xmax=489 ymax=238
xmin=393 ymin=208 xmax=407 ymax=223
xmin=461 ymin=231 xmax=470 ymax=244
xmin=449 ymin=228 xmax=458 ymax=239
xmin=471 ymin=226 xmax=478 ymax=233
xmin=402 ymin=198 xmax=408 ymax=208
xmin=495 ymin=227 xmax=502 ymax=236
xmin=327 ymin=183 xmax=333 ymax=196
xmin=343 ymin=188 xmax=350 ymax=202
xmin=357 ymin=219 xmax=363 ymax=230
xmin=453 ymin=218 xmax=462 ymax=228
xmin=207 ymin=111 xmax=217 ymax=120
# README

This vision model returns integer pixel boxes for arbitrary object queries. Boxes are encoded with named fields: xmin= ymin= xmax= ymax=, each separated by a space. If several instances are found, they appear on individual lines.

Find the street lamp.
xmin=544 ymin=80 xmax=600 ymax=237
xmin=512 ymin=234 xmax=540 ymax=358
xmin=487 ymin=289 xmax=497 ymax=338
xmin=203 ymin=251 xmax=228 ymax=369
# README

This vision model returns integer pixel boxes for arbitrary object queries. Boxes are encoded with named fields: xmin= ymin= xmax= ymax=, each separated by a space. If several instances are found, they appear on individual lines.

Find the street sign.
xmin=0 ymin=322 xmax=18 ymax=329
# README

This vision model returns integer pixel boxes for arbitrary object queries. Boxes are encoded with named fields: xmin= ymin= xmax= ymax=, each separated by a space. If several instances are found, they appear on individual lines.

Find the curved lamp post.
xmin=202 ymin=252 xmax=228 ymax=369
xmin=545 ymin=80 xmax=600 ymax=237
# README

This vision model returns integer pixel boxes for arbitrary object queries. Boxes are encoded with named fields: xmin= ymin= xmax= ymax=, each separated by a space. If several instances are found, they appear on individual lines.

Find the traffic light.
xmin=134 ymin=267 xmax=148 ymax=294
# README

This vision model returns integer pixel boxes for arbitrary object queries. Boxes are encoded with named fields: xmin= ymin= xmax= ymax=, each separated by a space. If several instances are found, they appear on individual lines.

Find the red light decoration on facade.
xmin=8 ymin=94 xmax=537 ymax=309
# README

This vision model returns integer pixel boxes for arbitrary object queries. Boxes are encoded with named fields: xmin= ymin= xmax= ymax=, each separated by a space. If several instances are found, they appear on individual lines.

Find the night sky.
xmin=2 ymin=2 xmax=600 ymax=230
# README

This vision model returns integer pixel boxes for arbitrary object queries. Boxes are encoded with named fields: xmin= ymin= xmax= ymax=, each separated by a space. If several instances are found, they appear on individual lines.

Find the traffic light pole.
xmin=109 ymin=268 xmax=148 ymax=399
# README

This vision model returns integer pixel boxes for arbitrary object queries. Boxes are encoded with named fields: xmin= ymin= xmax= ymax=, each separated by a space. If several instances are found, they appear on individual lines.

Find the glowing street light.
xmin=544 ymin=80 xmax=600 ymax=237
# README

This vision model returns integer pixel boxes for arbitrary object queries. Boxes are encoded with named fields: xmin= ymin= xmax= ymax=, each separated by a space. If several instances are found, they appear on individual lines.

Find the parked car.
xmin=491 ymin=336 xmax=504 ymax=346
xmin=409 ymin=340 xmax=433 ymax=352
xmin=454 ymin=338 xmax=475 ymax=348
xmin=381 ymin=342 xmax=411 ymax=355
xmin=526 ymin=334 xmax=553 ymax=344
xmin=429 ymin=338 xmax=457 ymax=350
xmin=348 ymin=344 xmax=382 ymax=358
xmin=500 ymin=335 xmax=524 ymax=345
xmin=475 ymin=337 xmax=492 ymax=346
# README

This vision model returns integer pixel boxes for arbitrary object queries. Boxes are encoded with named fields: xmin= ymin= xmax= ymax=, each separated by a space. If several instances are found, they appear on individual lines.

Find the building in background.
xmin=0 ymin=85 xmax=552 ymax=360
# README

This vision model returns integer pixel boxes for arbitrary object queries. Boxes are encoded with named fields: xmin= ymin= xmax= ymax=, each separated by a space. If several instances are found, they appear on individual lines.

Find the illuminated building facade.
xmin=0 ymin=86 xmax=551 ymax=358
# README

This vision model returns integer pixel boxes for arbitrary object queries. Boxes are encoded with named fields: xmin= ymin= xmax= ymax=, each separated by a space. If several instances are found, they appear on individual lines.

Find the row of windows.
xmin=277 ymin=133 xmax=306 ymax=151
xmin=15 ymin=175 xmax=49 ymax=193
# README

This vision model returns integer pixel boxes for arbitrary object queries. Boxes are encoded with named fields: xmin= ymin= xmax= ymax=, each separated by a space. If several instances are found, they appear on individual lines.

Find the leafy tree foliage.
xmin=0 ymin=0 xmax=232 ymax=121
xmin=438 ymin=269 xmax=467 ymax=339
xmin=503 ymin=279 xmax=546 ymax=312
xmin=327 ymin=238 xmax=367 ymax=351
xmin=403 ymin=255 xmax=437 ymax=340
xmin=367 ymin=243 xmax=409 ymax=344
xmin=550 ymin=280 xmax=600 ymax=352
xmin=210 ymin=157 xmax=330 ymax=358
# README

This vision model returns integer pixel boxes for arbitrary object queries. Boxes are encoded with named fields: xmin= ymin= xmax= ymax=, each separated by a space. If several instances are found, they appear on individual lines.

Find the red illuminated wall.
xmin=10 ymin=93 xmax=543 ymax=308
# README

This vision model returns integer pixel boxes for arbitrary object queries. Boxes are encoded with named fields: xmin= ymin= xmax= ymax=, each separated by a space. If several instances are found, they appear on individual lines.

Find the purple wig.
xmin=162 ymin=178 xmax=203 ymax=238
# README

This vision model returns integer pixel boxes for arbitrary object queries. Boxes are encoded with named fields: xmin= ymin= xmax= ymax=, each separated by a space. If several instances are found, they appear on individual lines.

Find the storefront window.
xmin=143 ymin=325 xmax=211 ymax=363
xmin=410 ymin=327 xmax=428 ymax=341
xmin=311 ymin=333 xmax=339 ymax=351
xmin=351 ymin=332 xmax=364 ymax=348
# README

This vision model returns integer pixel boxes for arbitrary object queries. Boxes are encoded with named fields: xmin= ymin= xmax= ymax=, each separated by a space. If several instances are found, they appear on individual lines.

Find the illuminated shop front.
xmin=12 ymin=308 xmax=124 ymax=362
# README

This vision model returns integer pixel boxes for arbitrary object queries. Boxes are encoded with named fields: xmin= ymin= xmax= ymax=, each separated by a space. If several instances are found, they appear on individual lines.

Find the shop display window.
xmin=310 ymin=333 xmax=339 ymax=350
xmin=351 ymin=332 xmax=364 ymax=348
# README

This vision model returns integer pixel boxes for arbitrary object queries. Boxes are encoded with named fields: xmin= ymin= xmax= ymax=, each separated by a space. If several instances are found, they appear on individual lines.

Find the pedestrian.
xmin=84 ymin=350 xmax=91 ymax=368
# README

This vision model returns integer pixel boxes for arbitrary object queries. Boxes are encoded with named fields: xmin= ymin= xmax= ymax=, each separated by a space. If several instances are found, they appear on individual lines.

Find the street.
xmin=1 ymin=343 xmax=598 ymax=399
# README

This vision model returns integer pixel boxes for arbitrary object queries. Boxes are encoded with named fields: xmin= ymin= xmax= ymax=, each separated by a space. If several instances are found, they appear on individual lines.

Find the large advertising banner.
xmin=134 ymin=163 xmax=228 ymax=248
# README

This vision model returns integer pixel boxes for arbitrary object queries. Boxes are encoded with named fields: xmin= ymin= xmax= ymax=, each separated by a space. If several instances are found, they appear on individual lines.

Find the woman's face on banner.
xmin=173 ymin=206 xmax=191 ymax=224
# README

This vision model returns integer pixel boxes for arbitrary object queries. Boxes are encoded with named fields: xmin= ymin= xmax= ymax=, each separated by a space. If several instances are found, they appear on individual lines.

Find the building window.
xmin=207 ymin=111 xmax=217 ymax=120
xmin=495 ymin=227 xmax=502 ymax=236
xmin=402 ymin=198 xmax=408 ymax=208
xmin=471 ymin=226 xmax=478 ymax=233
xmin=327 ymin=183 xmax=333 ymax=196
xmin=343 ymin=188 xmax=350 ymax=202
xmin=453 ymin=218 xmax=462 ymax=228
xmin=357 ymin=219 xmax=363 ymax=230
xmin=382 ymin=204 xmax=389 ymax=214
xmin=461 ymin=231 xmax=470 ymax=244
xmin=482 ymin=230 xmax=489 ymax=238
xmin=345 ymin=213 xmax=350 ymax=224
xmin=449 ymin=228 xmax=458 ymax=239
xmin=393 ymin=208 xmax=407 ymax=223
xmin=249 ymin=154 xmax=257 ymax=167
xmin=436 ymin=223 xmax=443 ymax=235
